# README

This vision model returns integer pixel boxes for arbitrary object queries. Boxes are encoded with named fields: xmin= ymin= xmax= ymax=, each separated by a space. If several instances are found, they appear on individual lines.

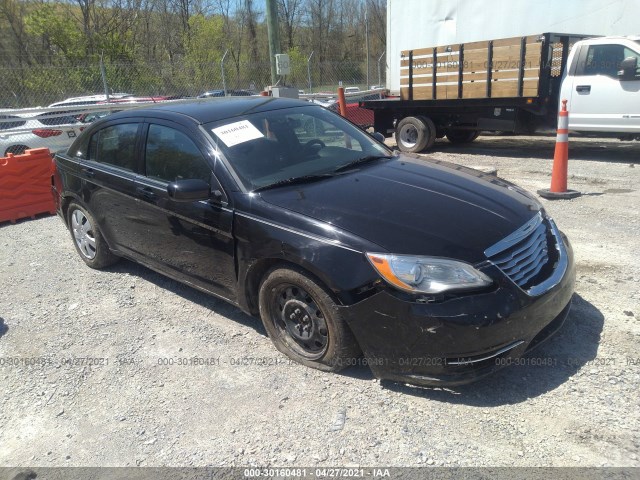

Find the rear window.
xmin=0 ymin=115 xmax=26 ymax=131
xmin=36 ymin=112 xmax=78 ymax=126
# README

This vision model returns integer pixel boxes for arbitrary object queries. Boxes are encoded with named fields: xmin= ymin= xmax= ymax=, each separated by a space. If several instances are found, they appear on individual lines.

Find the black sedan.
xmin=52 ymin=97 xmax=575 ymax=386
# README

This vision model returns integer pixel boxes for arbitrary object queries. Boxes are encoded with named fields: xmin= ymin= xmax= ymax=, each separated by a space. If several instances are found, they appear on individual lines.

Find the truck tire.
xmin=396 ymin=116 xmax=436 ymax=153
xmin=446 ymin=130 xmax=480 ymax=144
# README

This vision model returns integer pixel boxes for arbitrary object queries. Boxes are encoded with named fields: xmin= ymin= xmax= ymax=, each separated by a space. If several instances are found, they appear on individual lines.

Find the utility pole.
xmin=99 ymin=51 xmax=110 ymax=103
xmin=365 ymin=2 xmax=370 ymax=89
xmin=307 ymin=51 xmax=314 ymax=92
xmin=265 ymin=0 xmax=281 ymax=85
xmin=378 ymin=50 xmax=385 ymax=87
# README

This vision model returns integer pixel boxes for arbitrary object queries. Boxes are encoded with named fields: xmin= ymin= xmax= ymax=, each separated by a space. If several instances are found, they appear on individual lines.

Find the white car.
xmin=310 ymin=97 xmax=337 ymax=108
xmin=48 ymin=93 xmax=132 ymax=108
xmin=0 ymin=111 xmax=84 ymax=156
xmin=344 ymin=87 xmax=360 ymax=94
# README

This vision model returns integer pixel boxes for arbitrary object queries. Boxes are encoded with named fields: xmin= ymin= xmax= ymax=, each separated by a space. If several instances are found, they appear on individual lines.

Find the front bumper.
xmin=341 ymin=237 xmax=575 ymax=387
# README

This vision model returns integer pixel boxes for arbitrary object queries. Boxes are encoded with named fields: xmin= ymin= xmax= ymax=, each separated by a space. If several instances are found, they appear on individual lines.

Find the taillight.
xmin=32 ymin=129 xmax=63 ymax=138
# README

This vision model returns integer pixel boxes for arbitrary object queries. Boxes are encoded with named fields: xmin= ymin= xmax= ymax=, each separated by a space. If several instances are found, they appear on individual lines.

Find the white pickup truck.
xmin=362 ymin=34 xmax=640 ymax=152
xmin=561 ymin=36 xmax=640 ymax=137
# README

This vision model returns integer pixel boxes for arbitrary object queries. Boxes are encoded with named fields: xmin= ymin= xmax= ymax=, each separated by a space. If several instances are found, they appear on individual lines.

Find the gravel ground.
xmin=0 ymin=135 xmax=639 ymax=468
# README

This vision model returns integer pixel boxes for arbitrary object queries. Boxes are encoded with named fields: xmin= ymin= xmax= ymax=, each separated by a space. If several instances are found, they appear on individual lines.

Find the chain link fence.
xmin=0 ymin=55 xmax=387 ymax=108
xmin=0 ymin=54 xmax=387 ymax=157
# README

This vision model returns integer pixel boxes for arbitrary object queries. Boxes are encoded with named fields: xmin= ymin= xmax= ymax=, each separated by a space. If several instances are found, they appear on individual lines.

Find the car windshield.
xmin=206 ymin=105 xmax=392 ymax=191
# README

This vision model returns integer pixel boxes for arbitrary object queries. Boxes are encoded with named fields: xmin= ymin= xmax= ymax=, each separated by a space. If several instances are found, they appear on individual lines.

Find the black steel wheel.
xmin=258 ymin=267 xmax=361 ymax=371
xmin=67 ymin=202 xmax=119 ymax=269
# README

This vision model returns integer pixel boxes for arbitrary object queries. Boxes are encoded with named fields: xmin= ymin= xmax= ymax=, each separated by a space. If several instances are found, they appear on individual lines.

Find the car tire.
xmin=4 ymin=145 xmax=29 ymax=156
xmin=258 ymin=266 xmax=361 ymax=372
xmin=446 ymin=130 xmax=480 ymax=144
xmin=67 ymin=202 xmax=119 ymax=269
xmin=395 ymin=116 xmax=436 ymax=153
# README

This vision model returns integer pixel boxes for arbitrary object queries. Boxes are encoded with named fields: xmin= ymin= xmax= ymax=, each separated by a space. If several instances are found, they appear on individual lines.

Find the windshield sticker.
xmin=212 ymin=120 xmax=264 ymax=147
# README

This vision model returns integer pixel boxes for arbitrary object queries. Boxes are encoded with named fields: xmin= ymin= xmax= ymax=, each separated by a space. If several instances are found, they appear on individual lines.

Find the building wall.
xmin=387 ymin=0 xmax=640 ymax=93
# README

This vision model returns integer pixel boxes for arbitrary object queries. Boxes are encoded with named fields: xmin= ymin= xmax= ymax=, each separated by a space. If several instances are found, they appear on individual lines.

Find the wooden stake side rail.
xmin=400 ymin=34 xmax=547 ymax=101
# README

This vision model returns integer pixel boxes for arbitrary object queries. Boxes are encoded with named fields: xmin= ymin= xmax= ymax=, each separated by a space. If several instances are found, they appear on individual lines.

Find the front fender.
xmin=234 ymin=212 xmax=379 ymax=313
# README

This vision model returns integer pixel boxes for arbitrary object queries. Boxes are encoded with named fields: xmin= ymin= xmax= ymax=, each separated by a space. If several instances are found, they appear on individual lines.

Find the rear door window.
xmin=88 ymin=123 xmax=140 ymax=172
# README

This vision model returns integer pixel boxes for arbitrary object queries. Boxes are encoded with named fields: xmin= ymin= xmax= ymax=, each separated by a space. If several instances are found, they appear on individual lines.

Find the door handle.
xmin=576 ymin=85 xmax=591 ymax=93
xmin=81 ymin=167 xmax=95 ymax=178
xmin=136 ymin=186 xmax=157 ymax=200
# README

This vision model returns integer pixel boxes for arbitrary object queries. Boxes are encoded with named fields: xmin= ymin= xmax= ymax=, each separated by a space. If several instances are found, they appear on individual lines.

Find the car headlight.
xmin=366 ymin=253 xmax=492 ymax=294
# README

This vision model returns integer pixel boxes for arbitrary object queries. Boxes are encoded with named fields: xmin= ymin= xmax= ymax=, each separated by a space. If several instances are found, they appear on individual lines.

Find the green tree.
xmin=185 ymin=14 xmax=226 ymax=90
xmin=24 ymin=3 xmax=85 ymax=62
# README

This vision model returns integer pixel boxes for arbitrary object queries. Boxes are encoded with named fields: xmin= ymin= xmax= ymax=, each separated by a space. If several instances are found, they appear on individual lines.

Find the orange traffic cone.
xmin=538 ymin=100 xmax=581 ymax=199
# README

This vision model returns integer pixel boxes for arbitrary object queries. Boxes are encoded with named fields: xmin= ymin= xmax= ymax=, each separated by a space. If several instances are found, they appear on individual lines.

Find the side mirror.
xmin=371 ymin=131 xmax=385 ymax=143
xmin=167 ymin=179 xmax=211 ymax=202
xmin=617 ymin=56 xmax=638 ymax=79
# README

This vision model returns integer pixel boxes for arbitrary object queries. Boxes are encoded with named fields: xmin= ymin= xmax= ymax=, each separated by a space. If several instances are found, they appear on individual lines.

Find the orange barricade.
xmin=0 ymin=148 xmax=56 ymax=223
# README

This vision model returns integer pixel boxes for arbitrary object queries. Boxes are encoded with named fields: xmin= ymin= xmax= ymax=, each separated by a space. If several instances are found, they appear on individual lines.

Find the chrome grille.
xmin=485 ymin=212 xmax=559 ymax=294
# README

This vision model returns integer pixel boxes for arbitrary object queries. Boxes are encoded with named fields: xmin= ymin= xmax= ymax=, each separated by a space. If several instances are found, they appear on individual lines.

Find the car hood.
xmin=257 ymin=156 xmax=542 ymax=263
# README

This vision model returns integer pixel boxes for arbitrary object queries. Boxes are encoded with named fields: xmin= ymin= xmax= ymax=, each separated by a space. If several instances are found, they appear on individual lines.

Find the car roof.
xmin=48 ymin=93 xmax=132 ymax=107
xmin=104 ymin=97 xmax=314 ymax=125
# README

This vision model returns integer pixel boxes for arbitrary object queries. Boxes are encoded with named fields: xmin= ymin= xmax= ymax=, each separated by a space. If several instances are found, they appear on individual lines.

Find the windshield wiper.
xmin=252 ymin=154 xmax=394 ymax=192
xmin=252 ymin=173 xmax=336 ymax=192
xmin=333 ymin=154 xmax=393 ymax=173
